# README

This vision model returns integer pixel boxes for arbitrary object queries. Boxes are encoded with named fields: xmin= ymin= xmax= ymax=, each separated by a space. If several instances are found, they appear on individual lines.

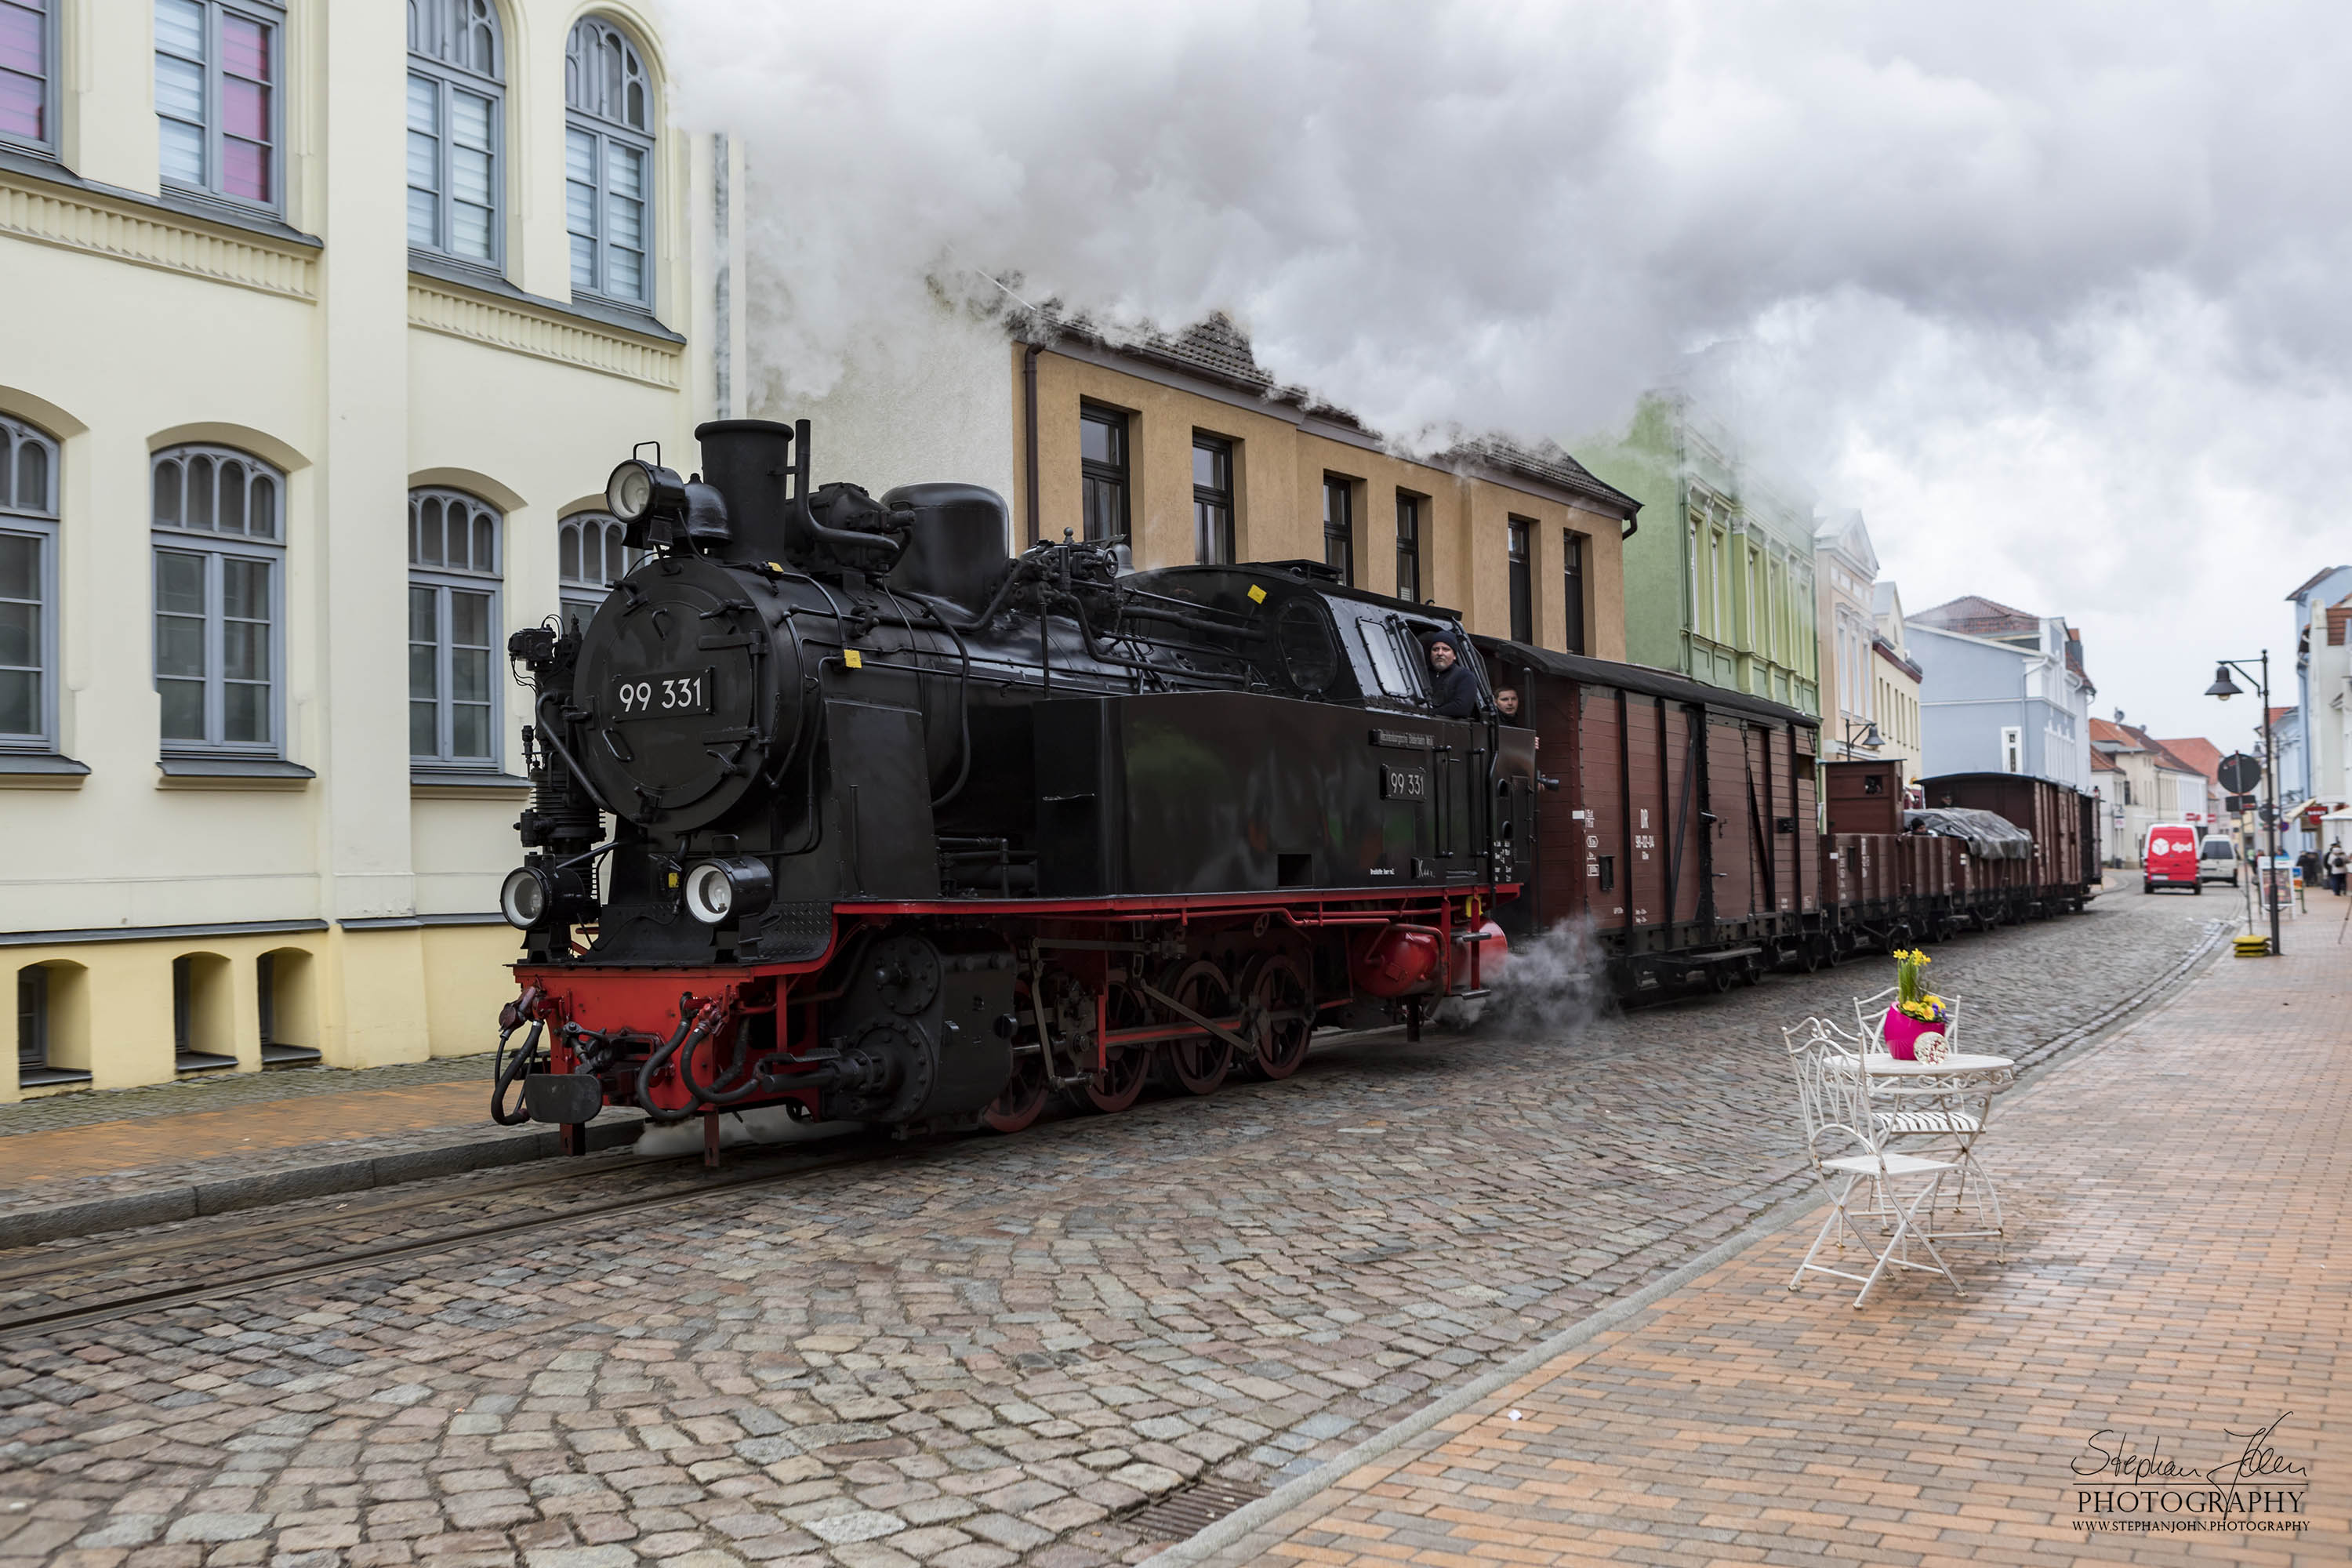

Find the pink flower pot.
xmin=1882 ymin=1007 xmax=1948 ymax=1062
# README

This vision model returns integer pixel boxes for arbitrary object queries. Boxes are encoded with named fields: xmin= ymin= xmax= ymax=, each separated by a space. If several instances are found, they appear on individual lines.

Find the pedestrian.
xmin=1425 ymin=633 xmax=1479 ymax=718
xmin=2297 ymin=845 xmax=2321 ymax=891
xmin=2328 ymin=840 xmax=2348 ymax=896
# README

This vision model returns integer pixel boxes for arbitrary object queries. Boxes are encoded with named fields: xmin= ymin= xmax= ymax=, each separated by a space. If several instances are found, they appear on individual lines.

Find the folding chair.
xmin=1783 ymin=1018 xmax=1966 ymax=1307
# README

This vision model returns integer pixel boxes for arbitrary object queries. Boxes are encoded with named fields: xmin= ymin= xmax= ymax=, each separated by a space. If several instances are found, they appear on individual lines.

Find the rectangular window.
xmin=0 ymin=530 xmax=42 ymax=740
xmin=1711 ymin=531 xmax=1728 ymax=639
xmin=2002 ymin=725 xmax=2023 ymax=775
xmin=1507 ymin=516 xmax=1533 ymax=644
xmin=1561 ymin=529 xmax=1586 ymax=655
xmin=1079 ymin=405 xmax=1128 ymax=543
xmin=1395 ymin=492 xmax=1422 ymax=602
xmin=155 ymin=0 xmax=281 ymax=209
xmin=154 ymin=546 xmax=277 ymax=749
xmin=407 ymin=69 xmax=499 ymax=264
xmin=1192 ymin=434 xmax=1233 ymax=564
xmin=1322 ymin=476 xmax=1354 ymax=586
xmin=0 ymin=0 xmax=52 ymax=148
xmin=564 ymin=122 xmax=652 ymax=304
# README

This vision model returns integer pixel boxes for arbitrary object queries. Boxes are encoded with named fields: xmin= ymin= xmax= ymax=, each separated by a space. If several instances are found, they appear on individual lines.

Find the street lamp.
xmin=2205 ymin=653 xmax=2281 ymax=956
xmin=1842 ymin=718 xmax=1883 ymax=757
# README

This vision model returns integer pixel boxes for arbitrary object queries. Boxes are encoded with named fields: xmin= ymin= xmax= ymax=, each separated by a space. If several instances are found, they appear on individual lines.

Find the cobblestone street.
xmin=0 ymin=888 xmax=2226 ymax=1568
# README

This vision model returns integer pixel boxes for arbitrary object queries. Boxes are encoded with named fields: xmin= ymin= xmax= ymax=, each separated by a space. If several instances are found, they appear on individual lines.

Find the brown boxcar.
xmin=1476 ymin=638 xmax=1821 ymax=990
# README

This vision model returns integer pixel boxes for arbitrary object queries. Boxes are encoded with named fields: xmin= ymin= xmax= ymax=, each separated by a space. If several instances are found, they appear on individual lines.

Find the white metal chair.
xmin=1783 ymin=1018 xmax=1966 ymax=1307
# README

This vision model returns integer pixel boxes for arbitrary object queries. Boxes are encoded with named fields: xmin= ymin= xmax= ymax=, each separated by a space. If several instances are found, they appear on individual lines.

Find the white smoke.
xmin=1486 ymin=920 xmax=1613 ymax=1038
xmin=665 ymin=0 xmax=2352 ymax=734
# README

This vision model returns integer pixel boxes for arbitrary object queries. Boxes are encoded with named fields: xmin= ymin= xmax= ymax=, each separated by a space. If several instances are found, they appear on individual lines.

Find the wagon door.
xmin=1704 ymin=715 xmax=1756 ymax=925
xmin=1530 ymin=674 xmax=1585 ymax=927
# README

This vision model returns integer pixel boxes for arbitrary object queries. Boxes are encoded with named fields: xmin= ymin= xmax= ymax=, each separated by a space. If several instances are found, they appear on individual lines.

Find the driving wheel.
xmin=1247 ymin=954 xmax=1313 ymax=1080
xmin=1162 ymin=959 xmax=1235 ymax=1095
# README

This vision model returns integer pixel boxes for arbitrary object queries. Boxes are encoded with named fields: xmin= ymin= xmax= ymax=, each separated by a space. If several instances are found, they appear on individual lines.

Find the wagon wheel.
xmin=1161 ymin=960 xmax=1235 ymax=1096
xmin=1246 ymin=955 xmax=1314 ymax=1080
xmin=1709 ymin=964 xmax=1737 ymax=993
xmin=1795 ymin=941 xmax=1821 ymax=974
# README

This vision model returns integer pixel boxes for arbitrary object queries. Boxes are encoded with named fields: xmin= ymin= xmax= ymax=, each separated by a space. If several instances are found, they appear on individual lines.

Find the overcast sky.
xmin=670 ymin=0 xmax=2350 ymax=742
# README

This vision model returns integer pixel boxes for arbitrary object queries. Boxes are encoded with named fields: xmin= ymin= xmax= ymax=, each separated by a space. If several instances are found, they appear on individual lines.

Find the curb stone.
xmin=0 ymin=1117 xmax=644 ymax=1250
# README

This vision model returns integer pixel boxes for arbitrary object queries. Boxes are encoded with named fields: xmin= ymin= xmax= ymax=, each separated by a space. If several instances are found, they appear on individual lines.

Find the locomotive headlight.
xmin=682 ymin=855 xmax=775 ymax=926
xmin=605 ymin=459 xmax=686 ymax=525
xmin=500 ymin=865 xmax=554 ymax=929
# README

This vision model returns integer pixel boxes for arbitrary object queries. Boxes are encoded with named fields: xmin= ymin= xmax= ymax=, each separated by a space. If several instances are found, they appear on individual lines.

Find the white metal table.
xmin=1860 ymin=1051 xmax=2016 ymax=1254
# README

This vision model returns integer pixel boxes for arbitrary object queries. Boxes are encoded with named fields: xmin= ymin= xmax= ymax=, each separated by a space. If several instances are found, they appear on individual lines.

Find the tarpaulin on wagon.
xmin=1903 ymin=807 xmax=2034 ymax=860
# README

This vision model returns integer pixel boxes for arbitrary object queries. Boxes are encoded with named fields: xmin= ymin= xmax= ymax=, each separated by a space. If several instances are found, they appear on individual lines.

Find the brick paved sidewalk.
xmin=0 ymin=1056 xmax=542 ymax=1224
xmin=1200 ymin=943 xmax=2351 ymax=1566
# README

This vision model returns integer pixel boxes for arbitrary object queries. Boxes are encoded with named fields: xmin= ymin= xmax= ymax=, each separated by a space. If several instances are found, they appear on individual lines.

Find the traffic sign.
xmin=2226 ymin=793 xmax=2256 ymax=813
xmin=2219 ymin=753 xmax=2263 ymax=794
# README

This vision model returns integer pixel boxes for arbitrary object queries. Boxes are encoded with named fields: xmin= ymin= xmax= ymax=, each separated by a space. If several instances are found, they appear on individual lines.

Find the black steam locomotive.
xmin=494 ymin=419 xmax=1530 ymax=1145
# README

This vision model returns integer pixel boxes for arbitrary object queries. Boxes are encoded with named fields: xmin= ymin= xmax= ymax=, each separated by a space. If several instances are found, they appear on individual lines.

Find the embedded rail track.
xmin=0 ymin=1133 xmax=912 ymax=1343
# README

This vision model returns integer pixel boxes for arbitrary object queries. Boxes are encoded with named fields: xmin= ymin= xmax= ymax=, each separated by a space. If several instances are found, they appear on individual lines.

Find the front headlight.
xmin=500 ymin=865 xmax=554 ymax=929
xmin=606 ymin=460 xmax=655 ymax=521
xmin=683 ymin=855 xmax=774 ymax=926
xmin=605 ymin=459 xmax=686 ymax=526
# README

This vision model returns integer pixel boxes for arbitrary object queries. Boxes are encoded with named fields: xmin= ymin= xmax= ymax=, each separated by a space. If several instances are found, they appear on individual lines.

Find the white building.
xmin=1907 ymin=597 xmax=2094 ymax=790
xmin=2 ymin=1 xmax=738 ymax=1098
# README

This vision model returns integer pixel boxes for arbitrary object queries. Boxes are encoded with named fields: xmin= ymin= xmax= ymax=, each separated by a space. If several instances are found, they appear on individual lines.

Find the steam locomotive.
xmin=492 ymin=419 xmax=1531 ymax=1145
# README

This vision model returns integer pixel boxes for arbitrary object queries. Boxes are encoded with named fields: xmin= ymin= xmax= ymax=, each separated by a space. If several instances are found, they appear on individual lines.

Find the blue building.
xmin=1908 ymin=596 xmax=2095 ymax=790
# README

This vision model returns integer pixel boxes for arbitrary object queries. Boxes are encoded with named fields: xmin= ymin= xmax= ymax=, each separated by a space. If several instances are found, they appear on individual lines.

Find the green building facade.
xmin=1581 ymin=394 xmax=1821 ymax=716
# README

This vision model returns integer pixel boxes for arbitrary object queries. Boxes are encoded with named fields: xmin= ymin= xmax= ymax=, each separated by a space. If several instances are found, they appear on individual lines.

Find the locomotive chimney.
xmin=695 ymin=419 xmax=797 ymax=564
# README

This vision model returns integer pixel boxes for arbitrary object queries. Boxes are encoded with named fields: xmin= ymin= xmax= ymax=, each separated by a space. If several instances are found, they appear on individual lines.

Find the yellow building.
xmin=2 ymin=1 xmax=733 ymax=1099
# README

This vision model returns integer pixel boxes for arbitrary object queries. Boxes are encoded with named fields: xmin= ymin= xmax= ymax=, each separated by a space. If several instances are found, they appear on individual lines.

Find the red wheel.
xmin=1247 ymin=955 xmax=1313 ymax=1080
xmin=1162 ymin=960 xmax=1234 ymax=1095
xmin=1082 ymin=1044 xmax=1150 ymax=1113
xmin=981 ymin=1048 xmax=1048 ymax=1134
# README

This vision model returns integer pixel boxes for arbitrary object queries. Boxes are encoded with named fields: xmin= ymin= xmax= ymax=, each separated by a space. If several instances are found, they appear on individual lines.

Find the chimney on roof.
xmin=2114 ymin=710 xmax=2124 ymax=723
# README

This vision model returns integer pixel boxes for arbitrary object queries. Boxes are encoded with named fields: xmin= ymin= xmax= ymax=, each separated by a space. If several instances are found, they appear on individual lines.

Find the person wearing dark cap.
xmin=1425 ymin=633 xmax=1479 ymax=718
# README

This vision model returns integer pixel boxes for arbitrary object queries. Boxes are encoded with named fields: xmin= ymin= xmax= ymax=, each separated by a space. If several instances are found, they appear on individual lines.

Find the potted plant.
xmin=1882 ymin=949 xmax=1950 ymax=1062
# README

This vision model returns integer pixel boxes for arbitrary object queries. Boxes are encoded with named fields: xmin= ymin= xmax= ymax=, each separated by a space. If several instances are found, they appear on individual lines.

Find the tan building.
xmin=1011 ymin=318 xmax=1635 ymax=656
xmin=1871 ymin=581 xmax=1925 ymax=782
xmin=751 ymin=313 xmax=1635 ymax=659
xmin=3 ymin=1 xmax=731 ymax=1099
xmin=752 ymin=310 xmax=1636 ymax=659
xmin=1813 ymin=511 xmax=1885 ymax=760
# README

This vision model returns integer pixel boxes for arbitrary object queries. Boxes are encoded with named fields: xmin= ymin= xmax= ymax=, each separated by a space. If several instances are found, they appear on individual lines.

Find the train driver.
xmin=1425 ymin=633 xmax=1479 ymax=719
xmin=1494 ymin=686 xmax=1521 ymax=720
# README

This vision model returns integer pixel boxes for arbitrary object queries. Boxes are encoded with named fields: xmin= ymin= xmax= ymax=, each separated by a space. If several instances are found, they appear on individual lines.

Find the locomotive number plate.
xmin=1380 ymin=764 xmax=1428 ymax=800
xmin=612 ymin=669 xmax=713 ymax=718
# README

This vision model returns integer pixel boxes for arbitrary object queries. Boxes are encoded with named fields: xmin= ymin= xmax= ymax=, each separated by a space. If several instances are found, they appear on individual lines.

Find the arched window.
xmin=406 ymin=0 xmax=504 ymax=266
xmin=557 ymin=510 xmax=637 ymax=631
xmin=153 ymin=444 xmax=284 ymax=753
xmin=1 ymin=416 xmax=58 ymax=751
xmin=564 ymin=16 xmax=654 ymax=307
xmin=408 ymin=488 xmax=502 ymax=764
